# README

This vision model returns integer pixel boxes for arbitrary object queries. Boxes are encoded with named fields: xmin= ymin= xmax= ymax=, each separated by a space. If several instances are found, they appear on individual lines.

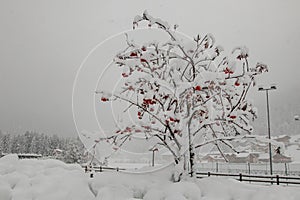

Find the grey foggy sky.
xmin=0 ymin=0 xmax=300 ymax=137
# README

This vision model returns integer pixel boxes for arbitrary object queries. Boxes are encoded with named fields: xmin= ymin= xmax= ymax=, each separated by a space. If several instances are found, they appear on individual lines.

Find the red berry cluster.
xmin=224 ymin=67 xmax=234 ymax=74
xmin=143 ymin=98 xmax=156 ymax=105
xmin=101 ymin=97 xmax=109 ymax=102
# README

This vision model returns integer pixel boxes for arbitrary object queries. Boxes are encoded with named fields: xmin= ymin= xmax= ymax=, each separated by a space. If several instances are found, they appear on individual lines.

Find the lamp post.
xmin=258 ymin=85 xmax=276 ymax=175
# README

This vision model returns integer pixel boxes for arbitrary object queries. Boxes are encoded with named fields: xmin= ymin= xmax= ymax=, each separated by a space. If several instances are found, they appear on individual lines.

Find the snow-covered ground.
xmin=1 ymin=154 xmax=300 ymax=200
xmin=286 ymin=134 xmax=300 ymax=163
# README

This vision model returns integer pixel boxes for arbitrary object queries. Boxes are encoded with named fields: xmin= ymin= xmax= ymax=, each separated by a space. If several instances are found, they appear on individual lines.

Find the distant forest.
xmin=0 ymin=130 xmax=86 ymax=164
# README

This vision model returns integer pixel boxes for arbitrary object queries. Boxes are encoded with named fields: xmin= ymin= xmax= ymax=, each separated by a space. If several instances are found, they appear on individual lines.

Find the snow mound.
xmin=96 ymin=185 xmax=132 ymax=200
xmin=1 ymin=154 xmax=300 ymax=200
xmin=143 ymin=181 xmax=202 ymax=200
xmin=0 ymin=181 xmax=12 ymax=200
xmin=0 ymin=154 xmax=93 ymax=200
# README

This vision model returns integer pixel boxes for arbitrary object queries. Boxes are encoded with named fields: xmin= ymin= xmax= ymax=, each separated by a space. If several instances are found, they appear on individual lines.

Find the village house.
xmin=227 ymin=152 xmax=260 ymax=163
xmin=200 ymin=152 xmax=291 ymax=163
xmin=258 ymin=153 xmax=292 ymax=163
xmin=201 ymin=153 xmax=227 ymax=163
xmin=0 ymin=153 xmax=42 ymax=159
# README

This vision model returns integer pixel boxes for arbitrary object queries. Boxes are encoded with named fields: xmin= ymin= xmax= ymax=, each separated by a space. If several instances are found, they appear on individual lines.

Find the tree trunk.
xmin=172 ymin=158 xmax=184 ymax=182
xmin=188 ymin=127 xmax=195 ymax=177
xmin=189 ymin=145 xmax=195 ymax=177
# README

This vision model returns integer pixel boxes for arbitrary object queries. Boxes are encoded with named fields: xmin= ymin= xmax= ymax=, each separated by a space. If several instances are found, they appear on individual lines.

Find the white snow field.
xmin=1 ymin=154 xmax=300 ymax=200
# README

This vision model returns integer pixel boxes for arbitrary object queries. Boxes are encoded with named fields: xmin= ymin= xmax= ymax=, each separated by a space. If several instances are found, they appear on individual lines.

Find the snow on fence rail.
xmin=195 ymin=162 xmax=300 ymax=176
xmin=83 ymin=162 xmax=175 ymax=176
xmin=196 ymin=172 xmax=300 ymax=185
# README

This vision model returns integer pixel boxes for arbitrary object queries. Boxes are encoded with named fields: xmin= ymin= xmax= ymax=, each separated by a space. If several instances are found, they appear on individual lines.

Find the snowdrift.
xmin=0 ymin=154 xmax=300 ymax=200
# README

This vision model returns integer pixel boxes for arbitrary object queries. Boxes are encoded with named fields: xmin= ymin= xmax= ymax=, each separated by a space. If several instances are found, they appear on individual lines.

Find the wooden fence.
xmin=195 ymin=162 xmax=300 ymax=176
xmin=83 ymin=166 xmax=126 ymax=173
xmin=83 ymin=166 xmax=300 ymax=186
xmin=196 ymin=172 xmax=300 ymax=185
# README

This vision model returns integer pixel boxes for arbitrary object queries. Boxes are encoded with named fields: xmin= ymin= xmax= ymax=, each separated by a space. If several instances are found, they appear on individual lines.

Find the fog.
xmin=0 ymin=0 xmax=299 ymax=137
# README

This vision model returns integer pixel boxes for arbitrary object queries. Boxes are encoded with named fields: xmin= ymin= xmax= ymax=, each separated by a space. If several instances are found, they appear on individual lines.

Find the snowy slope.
xmin=0 ymin=154 xmax=300 ymax=200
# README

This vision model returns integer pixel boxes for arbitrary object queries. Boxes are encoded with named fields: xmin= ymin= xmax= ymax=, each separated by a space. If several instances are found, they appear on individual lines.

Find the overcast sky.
xmin=1 ymin=0 xmax=300 ymax=137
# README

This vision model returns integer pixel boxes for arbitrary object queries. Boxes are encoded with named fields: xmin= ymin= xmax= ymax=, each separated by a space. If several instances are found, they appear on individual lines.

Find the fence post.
xmin=284 ymin=163 xmax=288 ymax=176
xmin=208 ymin=172 xmax=211 ymax=177
xmin=248 ymin=162 xmax=251 ymax=174
xmin=276 ymin=175 xmax=279 ymax=185
xmin=100 ymin=166 xmax=102 ymax=172
xmin=117 ymin=167 xmax=119 ymax=172
xmin=216 ymin=162 xmax=218 ymax=173
xmin=239 ymin=173 xmax=242 ymax=182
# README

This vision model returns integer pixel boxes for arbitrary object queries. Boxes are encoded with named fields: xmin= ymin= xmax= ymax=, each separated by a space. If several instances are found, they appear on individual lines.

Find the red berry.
xmin=229 ymin=115 xmax=237 ymax=119
xmin=140 ymin=58 xmax=147 ymax=63
xmin=204 ymin=42 xmax=209 ymax=49
xmin=101 ymin=97 xmax=108 ymax=102
xmin=235 ymin=81 xmax=240 ymax=86
xmin=195 ymin=85 xmax=201 ymax=91
xmin=130 ymin=52 xmax=138 ymax=57
xmin=141 ymin=46 xmax=147 ymax=51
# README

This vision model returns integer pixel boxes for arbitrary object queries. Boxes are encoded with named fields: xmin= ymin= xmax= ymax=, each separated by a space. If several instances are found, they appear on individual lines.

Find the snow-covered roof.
xmin=258 ymin=153 xmax=269 ymax=159
xmin=235 ymin=153 xmax=250 ymax=158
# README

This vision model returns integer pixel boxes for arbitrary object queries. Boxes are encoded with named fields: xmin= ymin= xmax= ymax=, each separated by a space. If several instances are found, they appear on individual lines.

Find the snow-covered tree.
xmin=29 ymin=134 xmax=39 ymax=154
xmin=63 ymin=138 xmax=85 ymax=164
xmin=24 ymin=131 xmax=35 ymax=153
xmin=0 ymin=133 xmax=11 ymax=153
xmin=96 ymin=11 xmax=268 ymax=178
xmin=10 ymin=135 xmax=23 ymax=153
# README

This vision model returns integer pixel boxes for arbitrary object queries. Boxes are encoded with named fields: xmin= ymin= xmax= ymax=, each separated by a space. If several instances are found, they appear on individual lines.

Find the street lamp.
xmin=258 ymin=84 xmax=276 ymax=175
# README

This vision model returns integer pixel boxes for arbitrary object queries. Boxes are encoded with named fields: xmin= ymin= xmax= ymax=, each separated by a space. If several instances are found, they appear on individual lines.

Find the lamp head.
xmin=258 ymin=87 xmax=264 ymax=91
xmin=270 ymin=84 xmax=277 ymax=90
